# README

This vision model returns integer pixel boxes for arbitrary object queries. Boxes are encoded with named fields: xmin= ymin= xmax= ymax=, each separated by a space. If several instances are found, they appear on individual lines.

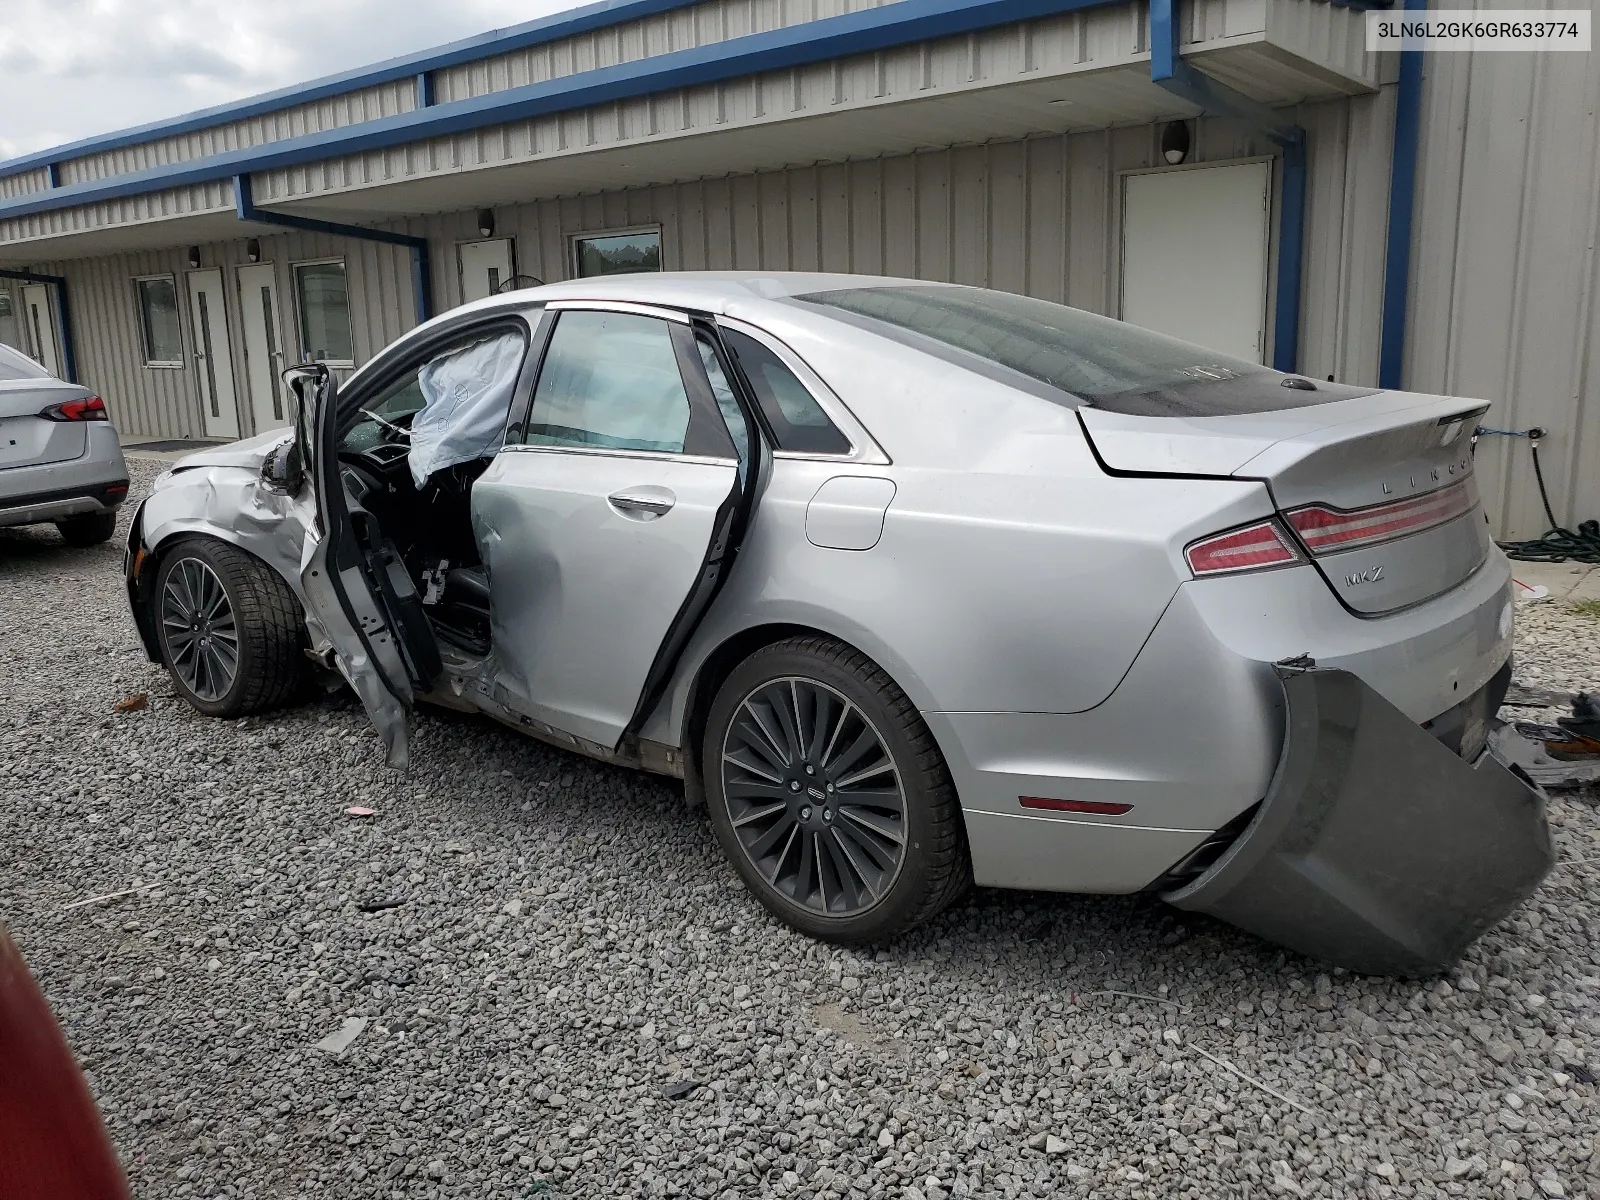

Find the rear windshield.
xmin=0 ymin=343 xmax=49 ymax=382
xmin=798 ymin=285 xmax=1369 ymax=417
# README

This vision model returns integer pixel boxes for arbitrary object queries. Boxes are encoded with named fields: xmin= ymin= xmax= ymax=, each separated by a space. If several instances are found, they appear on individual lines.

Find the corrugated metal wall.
xmin=55 ymin=81 xmax=421 ymax=189
xmin=31 ymin=231 xmax=416 ymax=442
xmin=0 ymin=168 xmax=52 ymax=201
xmin=19 ymin=0 xmax=909 ymax=199
xmin=418 ymin=96 xmax=1390 ymax=362
xmin=432 ymin=0 xmax=905 ymax=104
xmin=37 ymin=95 xmax=1395 ymax=445
xmin=1405 ymin=35 xmax=1600 ymax=539
xmin=0 ymin=182 xmax=235 ymax=252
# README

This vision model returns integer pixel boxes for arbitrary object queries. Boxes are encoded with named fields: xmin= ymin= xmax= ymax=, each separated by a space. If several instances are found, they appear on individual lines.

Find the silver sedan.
xmin=123 ymin=273 xmax=1552 ymax=974
xmin=0 ymin=342 xmax=128 ymax=544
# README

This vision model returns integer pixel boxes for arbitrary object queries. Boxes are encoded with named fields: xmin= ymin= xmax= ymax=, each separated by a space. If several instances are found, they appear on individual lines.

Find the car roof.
xmin=432 ymin=271 xmax=958 ymax=325
xmin=0 ymin=341 xmax=52 ymax=381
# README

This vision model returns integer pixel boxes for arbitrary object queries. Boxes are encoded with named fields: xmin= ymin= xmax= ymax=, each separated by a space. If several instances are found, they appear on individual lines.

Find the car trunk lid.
xmin=0 ymin=380 xmax=91 ymax=470
xmin=1079 ymin=389 xmax=1493 ymax=615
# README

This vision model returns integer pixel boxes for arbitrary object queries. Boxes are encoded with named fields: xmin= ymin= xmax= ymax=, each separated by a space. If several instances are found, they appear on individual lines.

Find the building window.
xmin=293 ymin=260 xmax=354 ymax=365
xmin=135 ymin=275 xmax=183 ymax=366
xmin=572 ymin=229 xmax=661 ymax=278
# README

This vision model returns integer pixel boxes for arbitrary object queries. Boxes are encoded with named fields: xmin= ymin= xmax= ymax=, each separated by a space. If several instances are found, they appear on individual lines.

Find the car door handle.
xmin=608 ymin=488 xmax=675 ymax=517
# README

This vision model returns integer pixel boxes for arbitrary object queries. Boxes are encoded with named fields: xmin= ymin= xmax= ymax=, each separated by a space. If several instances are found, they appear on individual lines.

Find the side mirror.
xmin=264 ymin=366 xmax=325 ymax=495
xmin=261 ymin=438 xmax=303 ymax=494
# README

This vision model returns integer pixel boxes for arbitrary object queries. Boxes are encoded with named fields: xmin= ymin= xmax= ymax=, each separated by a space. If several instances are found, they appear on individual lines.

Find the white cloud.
xmin=0 ymin=0 xmax=579 ymax=162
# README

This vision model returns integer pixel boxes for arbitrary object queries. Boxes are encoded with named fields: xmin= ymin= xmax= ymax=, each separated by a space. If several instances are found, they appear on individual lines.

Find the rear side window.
xmin=722 ymin=329 xmax=850 ymax=454
xmin=0 ymin=342 xmax=48 ymax=382
xmin=524 ymin=310 xmax=691 ymax=453
xmin=799 ymin=285 xmax=1370 ymax=418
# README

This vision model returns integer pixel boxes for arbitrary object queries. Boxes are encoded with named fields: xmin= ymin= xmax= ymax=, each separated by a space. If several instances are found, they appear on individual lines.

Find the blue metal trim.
xmin=1149 ymin=0 xmax=1307 ymax=373
xmin=1378 ymin=0 xmax=1425 ymax=390
xmin=1273 ymin=139 xmax=1308 ymax=374
xmin=0 ymin=0 xmax=708 ymax=181
xmin=0 ymin=267 xmax=78 ymax=382
xmin=0 ymin=0 xmax=1120 ymax=221
xmin=234 ymin=176 xmax=434 ymax=323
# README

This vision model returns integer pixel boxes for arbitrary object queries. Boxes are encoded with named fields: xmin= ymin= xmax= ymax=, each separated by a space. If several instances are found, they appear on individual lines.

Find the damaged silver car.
xmin=124 ymin=273 xmax=1552 ymax=973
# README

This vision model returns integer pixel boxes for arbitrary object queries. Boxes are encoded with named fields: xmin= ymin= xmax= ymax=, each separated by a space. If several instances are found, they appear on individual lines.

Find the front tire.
xmin=703 ymin=635 xmax=971 ymax=944
xmin=56 ymin=512 xmax=117 ymax=547
xmin=153 ymin=539 xmax=305 ymax=718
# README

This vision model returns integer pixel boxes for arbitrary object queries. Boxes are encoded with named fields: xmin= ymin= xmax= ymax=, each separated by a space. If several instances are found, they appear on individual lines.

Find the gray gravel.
xmin=2 ymin=456 xmax=1598 ymax=1200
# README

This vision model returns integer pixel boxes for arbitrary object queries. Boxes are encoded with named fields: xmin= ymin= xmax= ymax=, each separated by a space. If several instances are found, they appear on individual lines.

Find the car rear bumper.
xmin=934 ymin=552 xmax=1522 ymax=902
xmin=1161 ymin=663 xmax=1552 ymax=976
xmin=0 ymin=479 xmax=129 ymax=527
xmin=0 ymin=424 xmax=129 ymax=528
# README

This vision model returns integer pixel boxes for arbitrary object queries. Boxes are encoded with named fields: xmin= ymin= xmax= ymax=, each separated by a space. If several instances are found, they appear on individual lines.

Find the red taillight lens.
xmin=42 ymin=396 xmax=107 ymax=422
xmin=1185 ymin=519 xmax=1302 ymax=577
xmin=1286 ymin=475 xmax=1478 ymax=555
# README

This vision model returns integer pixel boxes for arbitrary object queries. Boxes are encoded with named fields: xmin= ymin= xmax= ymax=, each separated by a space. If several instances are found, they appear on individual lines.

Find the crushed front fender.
xmin=1162 ymin=664 xmax=1553 ymax=976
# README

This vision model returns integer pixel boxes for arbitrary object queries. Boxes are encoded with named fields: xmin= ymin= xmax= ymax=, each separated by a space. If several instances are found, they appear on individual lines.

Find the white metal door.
xmin=20 ymin=284 xmax=62 ymax=377
xmin=237 ymin=263 xmax=288 ymax=434
xmin=0 ymin=289 xmax=22 ymax=352
xmin=187 ymin=268 xmax=241 ymax=439
xmin=1120 ymin=161 xmax=1271 ymax=363
xmin=457 ymin=240 xmax=514 ymax=304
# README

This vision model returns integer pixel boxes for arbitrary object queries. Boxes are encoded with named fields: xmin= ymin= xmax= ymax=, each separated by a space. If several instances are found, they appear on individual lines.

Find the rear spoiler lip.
xmin=1440 ymin=403 xmax=1491 ymax=426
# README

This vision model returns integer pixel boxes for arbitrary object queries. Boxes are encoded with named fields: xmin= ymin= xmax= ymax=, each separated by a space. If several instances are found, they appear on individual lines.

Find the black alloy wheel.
xmin=704 ymin=636 xmax=971 ymax=944
xmin=721 ymin=674 xmax=908 ymax=916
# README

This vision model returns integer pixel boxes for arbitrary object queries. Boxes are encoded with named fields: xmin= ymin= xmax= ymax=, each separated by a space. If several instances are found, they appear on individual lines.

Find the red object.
xmin=0 ymin=927 xmax=130 ymax=1200
xmin=1286 ymin=475 xmax=1479 ymax=555
xmin=1019 ymin=796 xmax=1134 ymax=815
xmin=1184 ymin=519 xmax=1301 ymax=577
xmin=40 ymin=396 xmax=108 ymax=422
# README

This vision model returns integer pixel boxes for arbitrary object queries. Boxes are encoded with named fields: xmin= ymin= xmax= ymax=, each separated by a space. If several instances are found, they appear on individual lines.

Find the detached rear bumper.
xmin=1162 ymin=663 xmax=1552 ymax=976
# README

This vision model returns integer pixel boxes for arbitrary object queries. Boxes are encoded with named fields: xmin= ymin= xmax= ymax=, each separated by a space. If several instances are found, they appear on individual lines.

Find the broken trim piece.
xmin=1163 ymin=665 xmax=1552 ymax=976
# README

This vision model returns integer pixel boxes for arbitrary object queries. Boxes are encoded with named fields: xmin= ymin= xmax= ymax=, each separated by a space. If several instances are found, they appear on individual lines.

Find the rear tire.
xmin=153 ymin=539 xmax=306 ymax=718
xmin=55 ymin=512 xmax=117 ymax=547
xmin=703 ymin=635 xmax=971 ymax=945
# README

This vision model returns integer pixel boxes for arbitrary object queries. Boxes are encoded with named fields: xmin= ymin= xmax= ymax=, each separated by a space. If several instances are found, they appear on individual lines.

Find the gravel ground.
xmin=3 ymin=456 xmax=1599 ymax=1200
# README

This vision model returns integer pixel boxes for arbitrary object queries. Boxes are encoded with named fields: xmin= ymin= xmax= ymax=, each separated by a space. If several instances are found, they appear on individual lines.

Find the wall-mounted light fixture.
xmin=1161 ymin=121 xmax=1191 ymax=166
xmin=187 ymin=246 xmax=202 ymax=269
xmin=477 ymin=209 xmax=495 ymax=239
xmin=246 ymin=238 xmax=261 ymax=263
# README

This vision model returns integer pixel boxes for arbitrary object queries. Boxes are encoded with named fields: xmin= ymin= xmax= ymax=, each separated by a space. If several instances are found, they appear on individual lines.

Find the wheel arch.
xmin=131 ymin=526 xmax=305 ymax=663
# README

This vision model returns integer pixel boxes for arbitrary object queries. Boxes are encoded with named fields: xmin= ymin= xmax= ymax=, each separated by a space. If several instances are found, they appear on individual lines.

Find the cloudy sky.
xmin=0 ymin=0 xmax=584 ymax=162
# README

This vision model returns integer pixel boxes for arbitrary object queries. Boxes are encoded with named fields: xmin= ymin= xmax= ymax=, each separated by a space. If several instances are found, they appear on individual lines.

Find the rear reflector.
xmin=1184 ymin=519 xmax=1302 ymax=577
xmin=41 ymin=396 xmax=107 ymax=422
xmin=1019 ymin=796 xmax=1134 ymax=816
xmin=1286 ymin=475 xmax=1479 ymax=555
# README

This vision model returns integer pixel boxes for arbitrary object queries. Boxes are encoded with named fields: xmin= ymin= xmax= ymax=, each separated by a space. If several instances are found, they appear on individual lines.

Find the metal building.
xmin=0 ymin=0 xmax=1592 ymax=537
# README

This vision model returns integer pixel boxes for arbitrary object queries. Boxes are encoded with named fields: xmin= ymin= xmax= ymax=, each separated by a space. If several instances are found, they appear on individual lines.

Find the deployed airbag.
xmin=408 ymin=333 xmax=523 ymax=487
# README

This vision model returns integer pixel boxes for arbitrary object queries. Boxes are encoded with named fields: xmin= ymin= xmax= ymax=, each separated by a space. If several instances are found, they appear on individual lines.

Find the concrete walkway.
xmin=1508 ymin=558 xmax=1600 ymax=603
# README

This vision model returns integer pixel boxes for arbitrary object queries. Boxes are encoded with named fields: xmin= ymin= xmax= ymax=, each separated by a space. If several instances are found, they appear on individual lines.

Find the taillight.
xmin=1286 ymin=475 xmax=1478 ymax=555
xmin=42 ymin=396 xmax=107 ymax=422
xmin=1185 ymin=519 xmax=1303 ymax=577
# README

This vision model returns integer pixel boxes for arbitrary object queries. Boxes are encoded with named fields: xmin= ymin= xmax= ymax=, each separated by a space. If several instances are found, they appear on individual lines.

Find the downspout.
xmin=0 ymin=266 xmax=78 ymax=383
xmin=233 ymin=174 xmax=434 ymax=326
xmin=1378 ymin=0 xmax=1425 ymax=389
xmin=1148 ymin=0 xmax=1308 ymax=373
